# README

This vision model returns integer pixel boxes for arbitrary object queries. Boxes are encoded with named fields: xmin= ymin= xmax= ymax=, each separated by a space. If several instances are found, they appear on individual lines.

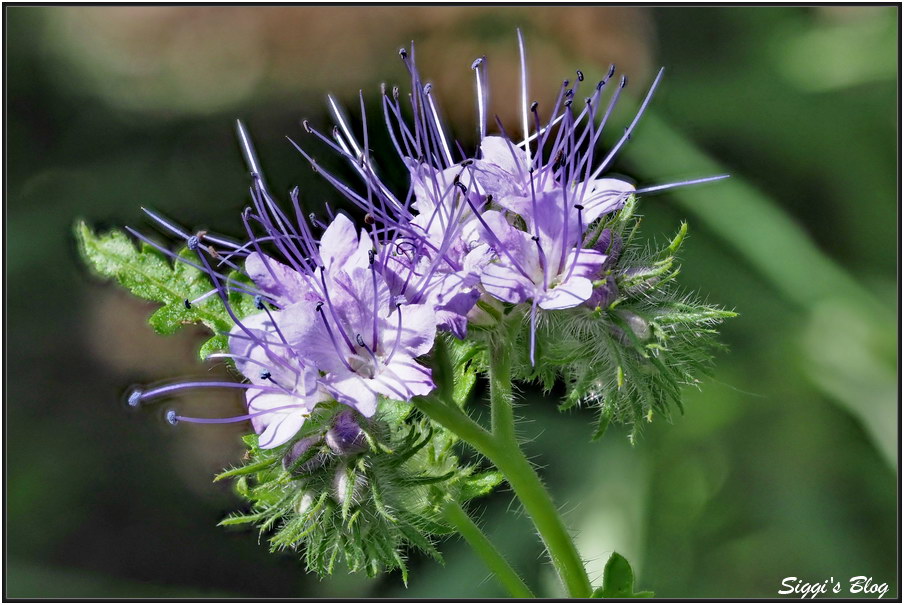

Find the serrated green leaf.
xmin=75 ymin=221 xmax=249 ymax=358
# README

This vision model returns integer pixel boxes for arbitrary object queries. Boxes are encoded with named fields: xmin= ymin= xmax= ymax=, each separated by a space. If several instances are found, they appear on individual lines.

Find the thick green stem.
xmin=489 ymin=337 xmax=515 ymax=442
xmin=442 ymin=500 xmax=535 ymax=598
xmin=414 ymin=392 xmax=592 ymax=598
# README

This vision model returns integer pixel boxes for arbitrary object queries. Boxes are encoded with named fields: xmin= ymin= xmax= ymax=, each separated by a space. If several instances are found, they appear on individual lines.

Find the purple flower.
xmin=226 ymin=309 xmax=329 ymax=448
xmin=278 ymin=214 xmax=437 ymax=417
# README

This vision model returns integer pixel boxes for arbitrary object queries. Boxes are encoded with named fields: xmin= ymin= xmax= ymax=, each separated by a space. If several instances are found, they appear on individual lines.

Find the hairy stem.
xmin=415 ymin=381 xmax=592 ymax=597
xmin=442 ymin=500 xmax=535 ymax=598
xmin=489 ymin=335 xmax=515 ymax=442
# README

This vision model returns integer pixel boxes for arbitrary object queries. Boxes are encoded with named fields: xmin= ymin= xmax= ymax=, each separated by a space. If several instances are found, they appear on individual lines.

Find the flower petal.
xmin=245 ymin=252 xmax=313 ymax=306
xmin=538 ymin=276 xmax=594 ymax=310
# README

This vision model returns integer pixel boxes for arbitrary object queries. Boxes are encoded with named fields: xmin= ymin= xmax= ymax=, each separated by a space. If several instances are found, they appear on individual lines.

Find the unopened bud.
xmin=326 ymin=410 xmax=367 ymax=455
xmin=332 ymin=465 xmax=367 ymax=506
xmin=282 ymin=436 xmax=328 ymax=476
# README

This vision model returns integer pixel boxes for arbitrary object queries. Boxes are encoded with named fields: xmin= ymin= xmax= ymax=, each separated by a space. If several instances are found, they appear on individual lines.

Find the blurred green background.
xmin=5 ymin=6 xmax=898 ymax=599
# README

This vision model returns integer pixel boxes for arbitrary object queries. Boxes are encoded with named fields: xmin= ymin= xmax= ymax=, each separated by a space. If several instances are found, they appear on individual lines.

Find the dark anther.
xmin=576 ymin=70 xmax=585 ymax=82
xmin=364 ymin=213 xmax=375 ymax=225
xmin=187 ymin=235 xmax=200 ymax=251
xmin=530 ymin=101 xmax=539 ymax=112
xmin=254 ymin=295 xmax=265 ymax=310
xmin=608 ymin=65 xmax=616 ymax=79
xmin=183 ymin=299 xmax=192 ymax=310
xmin=585 ymin=97 xmax=592 ymax=106
xmin=470 ymin=57 xmax=483 ymax=70
xmin=552 ymin=150 xmax=565 ymax=170
xmin=165 ymin=410 xmax=179 ymax=425
xmin=392 ymin=86 xmax=400 ymax=99
xmin=564 ymin=89 xmax=574 ymax=98
xmin=315 ymin=301 xmax=325 ymax=312
xmin=260 ymin=370 xmax=272 ymax=380
xmin=355 ymin=334 xmax=366 ymax=347
xmin=368 ymin=249 xmax=375 ymax=265
xmin=531 ymin=235 xmax=540 ymax=242
xmin=461 ymin=159 xmax=473 ymax=167
xmin=620 ymin=75 xmax=628 ymax=88
xmin=302 ymin=120 xmax=312 ymax=133
xmin=486 ymin=195 xmax=493 ymax=203
xmin=453 ymin=173 xmax=461 ymax=185
xmin=597 ymin=80 xmax=606 ymax=91
xmin=574 ymin=204 xmax=585 ymax=210
xmin=564 ymin=99 xmax=573 ymax=108
xmin=398 ymin=48 xmax=408 ymax=59
xmin=455 ymin=181 xmax=469 ymax=194
xmin=563 ymin=79 xmax=570 ymax=87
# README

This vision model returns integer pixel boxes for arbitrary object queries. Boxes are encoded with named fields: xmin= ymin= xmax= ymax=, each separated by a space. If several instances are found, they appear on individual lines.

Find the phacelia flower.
xmin=126 ymin=30 xmax=726 ymax=448
xmin=297 ymin=33 xmax=725 ymax=364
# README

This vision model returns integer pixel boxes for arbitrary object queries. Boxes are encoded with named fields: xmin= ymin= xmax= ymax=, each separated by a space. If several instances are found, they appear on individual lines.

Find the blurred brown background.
xmin=5 ymin=5 xmax=898 ymax=598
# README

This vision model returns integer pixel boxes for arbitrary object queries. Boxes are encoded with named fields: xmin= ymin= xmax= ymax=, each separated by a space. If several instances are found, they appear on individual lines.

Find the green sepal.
xmin=591 ymin=552 xmax=654 ymax=598
xmin=457 ymin=470 xmax=505 ymax=500
xmin=220 ymin=398 xmax=500 ymax=580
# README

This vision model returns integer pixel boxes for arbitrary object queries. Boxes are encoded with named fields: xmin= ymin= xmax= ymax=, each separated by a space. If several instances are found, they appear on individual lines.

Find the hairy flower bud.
xmin=283 ymin=436 xmax=329 ymax=476
xmin=332 ymin=464 xmax=367 ymax=506
xmin=614 ymin=309 xmax=651 ymax=342
xmin=326 ymin=410 xmax=367 ymax=456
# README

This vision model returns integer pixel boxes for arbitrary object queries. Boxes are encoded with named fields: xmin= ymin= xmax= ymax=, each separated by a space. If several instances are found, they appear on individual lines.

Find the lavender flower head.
xmin=123 ymin=30 xmax=725 ymax=449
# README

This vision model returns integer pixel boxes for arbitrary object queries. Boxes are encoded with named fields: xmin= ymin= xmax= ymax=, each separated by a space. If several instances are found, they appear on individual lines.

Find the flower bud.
xmin=614 ymin=309 xmax=651 ymax=342
xmin=282 ymin=436 xmax=328 ymax=477
xmin=595 ymin=229 xmax=622 ymax=269
xmin=296 ymin=491 xmax=316 ymax=516
xmin=332 ymin=465 xmax=367 ymax=506
xmin=325 ymin=410 xmax=367 ymax=456
xmin=586 ymin=274 xmax=619 ymax=309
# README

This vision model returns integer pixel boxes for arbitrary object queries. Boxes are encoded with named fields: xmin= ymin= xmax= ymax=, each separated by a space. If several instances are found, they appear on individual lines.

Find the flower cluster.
xmin=123 ymin=35 xmax=724 ymax=451
xmin=78 ymin=33 xmax=735 ymax=583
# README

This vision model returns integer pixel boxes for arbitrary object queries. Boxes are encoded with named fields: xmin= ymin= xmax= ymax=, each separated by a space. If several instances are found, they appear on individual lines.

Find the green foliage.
xmin=591 ymin=552 xmax=653 ymax=598
xmin=509 ymin=197 xmax=736 ymax=441
xmin=75 ymin=221 xmax=255 ymax=358
xmin=219 ymin=401 xmax=501 ymax=582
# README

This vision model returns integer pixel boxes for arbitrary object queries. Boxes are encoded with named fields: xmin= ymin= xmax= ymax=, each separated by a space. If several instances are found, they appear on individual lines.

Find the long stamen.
xmin=471 ymin=56 xmax=488 ymax=142
xmin=634 ymin=174 xmax=730 ymax=195
xmin=529 ymin=299 xmax=539 ymax=367
xmin=368 ymin=250 xmax=379 ymax=349
xmin=385 ymin=304 xmax=404 ymax=364
xmin=517 ymin=28 xmax=531 ymax=162
xmin=589 ymin=67 xmax=665 ymax=181
xmin=316 ymin=302 xmax=356 ymax=372
xmin=356 ymin=333 xmax=380 ymax=370
xmin=169 ymin=403 xmax=308 ymax=425
xmin=129 ymin=381 xmax=283 ymax=407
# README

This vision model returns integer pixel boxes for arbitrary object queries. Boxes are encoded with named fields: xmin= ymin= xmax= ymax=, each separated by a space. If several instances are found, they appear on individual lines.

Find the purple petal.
xmin=538 ymin=276 xmax=594 ymax=310
xmin=245 ymin=252 xmax=313 ymax=305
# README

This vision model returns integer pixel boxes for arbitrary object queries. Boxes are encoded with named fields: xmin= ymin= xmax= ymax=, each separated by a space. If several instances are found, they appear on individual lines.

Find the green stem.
xmin=414 ymin=392 xmax=592 ymax=597
xmin=442 ymin=500 xmax=535 ymax=598
xmin=489 ymin=336 xmax=515 ymax=442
